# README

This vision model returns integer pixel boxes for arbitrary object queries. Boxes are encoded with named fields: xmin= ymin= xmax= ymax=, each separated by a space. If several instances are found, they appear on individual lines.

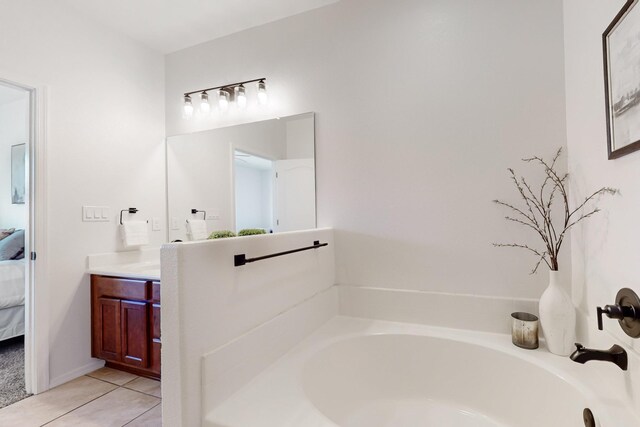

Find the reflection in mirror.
xmin=234 ymin=151 xmax=273 ymax=232
xmin=167 ymin=112 xmax=316 ymax=242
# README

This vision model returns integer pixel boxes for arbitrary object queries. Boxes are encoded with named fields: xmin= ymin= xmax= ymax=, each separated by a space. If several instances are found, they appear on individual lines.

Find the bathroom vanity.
xmin=90 ymin=274 xmax=161 ymax=379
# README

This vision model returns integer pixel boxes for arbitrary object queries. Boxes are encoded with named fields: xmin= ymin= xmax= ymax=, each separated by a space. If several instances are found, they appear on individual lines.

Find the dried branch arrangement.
xmin=493 ymin=148 xmax=617 ymax=274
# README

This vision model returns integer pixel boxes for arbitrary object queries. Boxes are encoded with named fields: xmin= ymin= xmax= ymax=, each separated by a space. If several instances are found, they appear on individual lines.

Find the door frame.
xmin=0 ymin=76 xmax=50 ymax=394
xmin=231 ymin=147 xmax=276 ymax=233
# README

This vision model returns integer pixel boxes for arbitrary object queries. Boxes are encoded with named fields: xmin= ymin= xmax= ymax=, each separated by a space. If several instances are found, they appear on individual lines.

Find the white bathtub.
xmin=205 ymin=316 xmax=640 ymax=427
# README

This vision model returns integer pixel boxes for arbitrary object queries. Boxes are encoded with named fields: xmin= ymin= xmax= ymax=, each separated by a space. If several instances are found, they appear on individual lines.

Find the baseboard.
xmin=104 ymin=361 xmax=159 ymax=381
xmin=48 ymin=359 xmax=105 ymax=389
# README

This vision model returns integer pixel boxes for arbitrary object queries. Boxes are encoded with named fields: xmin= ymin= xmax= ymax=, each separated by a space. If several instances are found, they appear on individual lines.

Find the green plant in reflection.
xmin=208 ymin=230 xmax=236 ymax=239
xmin=238 ymin=229 xmax=266 ymax=236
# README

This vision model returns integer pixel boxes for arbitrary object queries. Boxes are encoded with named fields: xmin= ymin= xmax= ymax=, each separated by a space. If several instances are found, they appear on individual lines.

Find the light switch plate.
xmin=171 ymin=217 xmax=180 ymax=230
xmin=83 ymin=206 xmax=93 ymax=220
xmin=82 ymin=206 xmax=110 ymax=222
xmin=152 ymin=217 xmax=161 ymax=231
xmin=207 ymin=209 xmax=221 ymax=221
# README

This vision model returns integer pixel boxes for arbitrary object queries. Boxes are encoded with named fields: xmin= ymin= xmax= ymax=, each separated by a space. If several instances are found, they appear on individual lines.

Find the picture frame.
xmin=11 ymin=143 xmax=26 ymax=204
xmin=603 ymin=0 xmax=640 ymax=159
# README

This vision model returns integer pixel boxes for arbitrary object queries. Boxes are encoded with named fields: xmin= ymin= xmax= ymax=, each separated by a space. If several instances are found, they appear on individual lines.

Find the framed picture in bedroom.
xmin=604 ymin=0 xmax=640 ymax=159
xmin=11 ymin=143 xmax=25 ymax=204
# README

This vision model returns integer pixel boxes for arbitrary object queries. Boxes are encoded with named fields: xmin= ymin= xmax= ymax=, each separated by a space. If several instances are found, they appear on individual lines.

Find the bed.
xmin=0 ymin=229 xmax=25 ymax=341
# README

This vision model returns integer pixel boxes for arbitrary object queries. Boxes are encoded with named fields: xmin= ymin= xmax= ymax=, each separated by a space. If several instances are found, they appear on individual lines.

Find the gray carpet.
xmin=0 ymin=336 xmax=30 ymax=409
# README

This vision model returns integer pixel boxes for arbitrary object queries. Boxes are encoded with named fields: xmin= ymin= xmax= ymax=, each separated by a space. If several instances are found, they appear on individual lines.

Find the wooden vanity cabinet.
xmin=150 ymin=282 xmax=162 ymax=374
xmin=91 ymin=275 xmax=161 ymax=379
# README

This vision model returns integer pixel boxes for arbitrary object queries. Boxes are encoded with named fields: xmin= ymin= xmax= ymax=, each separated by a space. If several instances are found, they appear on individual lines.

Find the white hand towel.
xmin=187 ymin=219 xmax=208 ymax=241
xmin=121 ymin=221 xmax=149 ymax=248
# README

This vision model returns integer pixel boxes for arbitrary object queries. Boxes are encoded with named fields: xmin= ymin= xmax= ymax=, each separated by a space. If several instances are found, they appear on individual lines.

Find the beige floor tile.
xmin=125 ymin=403 xmax=162 ymax=426
xmin=45 ymin=387 xmax=160 ymax=427
xmin=87 ymin=367 xmax=138 ymax=386
xmin=0 ymin=376 xmax=116 ymax=427
xmin=124 ymin=377 xmax=161 ymax=398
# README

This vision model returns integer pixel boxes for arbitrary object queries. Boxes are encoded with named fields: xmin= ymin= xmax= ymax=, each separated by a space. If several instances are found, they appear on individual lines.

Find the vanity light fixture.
xmin=183 ymin=95 xmax=194 ymax=117
xmin=257 ymin=79 xmax=268 ymax=105
xmin=199 ymin=92 xmax=210 ymax=114
xmin=218 ymin=88 xmax=229 ymax=111
xmin=182 ymin=78 xmax=267 ymax=118
xmin=236 ymin=84 xmax=247 ymax=109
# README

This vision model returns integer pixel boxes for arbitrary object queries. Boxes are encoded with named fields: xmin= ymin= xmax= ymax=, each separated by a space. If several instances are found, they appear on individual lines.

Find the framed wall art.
xmin=11 ymin=143 xmax=25 ymax=204
xmin=604 ymin=0 xmax=640 ymax=159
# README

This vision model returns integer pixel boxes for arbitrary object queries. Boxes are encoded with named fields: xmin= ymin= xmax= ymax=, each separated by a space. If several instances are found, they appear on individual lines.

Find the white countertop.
xmin=87 ymin=261 xmax=161 ymax=281
xmin=87 ymin=247 xmax=161 ymax=281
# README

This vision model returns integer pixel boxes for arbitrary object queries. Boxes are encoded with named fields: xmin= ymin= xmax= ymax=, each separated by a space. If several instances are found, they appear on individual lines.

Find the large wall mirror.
xmin=167 ymin=112 xmax=316 ymax=242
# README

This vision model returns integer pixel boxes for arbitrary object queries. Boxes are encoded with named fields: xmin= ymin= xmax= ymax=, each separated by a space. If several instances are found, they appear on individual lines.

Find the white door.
xmin=273 ymin=159 xmax=316 ymax=232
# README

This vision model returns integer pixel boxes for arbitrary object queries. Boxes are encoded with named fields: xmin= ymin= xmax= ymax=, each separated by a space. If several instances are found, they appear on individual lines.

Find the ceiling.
xmin=60 ymin=0 xmax=339 ymax=54
xmin=235 ymin=151 xmax=273 ymax=170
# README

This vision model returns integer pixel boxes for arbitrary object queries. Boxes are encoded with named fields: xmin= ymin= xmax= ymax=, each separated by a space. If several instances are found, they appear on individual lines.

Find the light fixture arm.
xmin=184 ymin=77 xmax=266 ymax=97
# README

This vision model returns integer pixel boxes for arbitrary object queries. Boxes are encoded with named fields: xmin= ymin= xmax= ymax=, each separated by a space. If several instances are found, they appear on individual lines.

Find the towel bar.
xmin=234 ymin=240 xmax=328 ymax=267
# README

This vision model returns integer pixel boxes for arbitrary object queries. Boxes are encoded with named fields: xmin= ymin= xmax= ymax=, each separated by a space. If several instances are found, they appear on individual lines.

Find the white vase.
xmin=539 ymin=270 xmax=576 ymax=356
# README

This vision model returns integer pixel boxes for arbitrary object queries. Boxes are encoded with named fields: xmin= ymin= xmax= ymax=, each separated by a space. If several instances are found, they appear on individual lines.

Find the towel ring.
xmin=191 ymin=209 xmax=207 ymax=220
xmin=120 ymin=208 xmax=148 ymax=224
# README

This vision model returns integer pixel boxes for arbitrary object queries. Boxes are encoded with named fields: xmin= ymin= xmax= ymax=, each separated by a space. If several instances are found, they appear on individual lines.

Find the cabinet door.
xmin=95 ymin=297 xmax=122 ymax=361
xmin=150 ymin=303 xmax=161 ymax=374
xmin=120 ymin=300 xmax=149 ymax=368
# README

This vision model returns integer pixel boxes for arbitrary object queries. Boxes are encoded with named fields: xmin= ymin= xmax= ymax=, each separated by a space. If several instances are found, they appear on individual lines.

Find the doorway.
xmin=0 ymin=77 xmax=46 ymax=401
xmin=0 ymin=81 xmax=30 ymax=406
xmin=234 ymin=150 xmax=274 ymax=233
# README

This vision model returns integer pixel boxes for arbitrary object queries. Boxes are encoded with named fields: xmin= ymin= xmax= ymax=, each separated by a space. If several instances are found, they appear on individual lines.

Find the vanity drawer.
xmin=92 ymin=276 xmax=147 ymax=301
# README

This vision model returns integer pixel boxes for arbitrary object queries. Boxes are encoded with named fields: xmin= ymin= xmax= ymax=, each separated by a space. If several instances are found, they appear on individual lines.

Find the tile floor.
xmin=0 ymin=367 xmax=161 ymax=426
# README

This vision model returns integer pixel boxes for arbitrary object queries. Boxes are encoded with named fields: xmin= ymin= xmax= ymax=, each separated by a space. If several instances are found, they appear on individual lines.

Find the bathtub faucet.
xmin=570 ymin=343 xmax=627 ymax=371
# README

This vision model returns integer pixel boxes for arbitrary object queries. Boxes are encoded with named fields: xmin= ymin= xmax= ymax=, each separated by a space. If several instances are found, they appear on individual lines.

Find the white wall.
xmin=0 ymin=95 xmax=29 ymax=229
xmin=166 ymin=0 xmax=568 ymax=299
xmin=564 ymin=0 xmax=640 ymax=351
xmin=563 ymin=4 xmax=640 ymax=414
xmin=161 ymin=228 xmax=336 ymax=426
xmin=0 ymin=0 xmax=166 ymax=386
xmin=167 ymin=131 xmax=235 ymax=241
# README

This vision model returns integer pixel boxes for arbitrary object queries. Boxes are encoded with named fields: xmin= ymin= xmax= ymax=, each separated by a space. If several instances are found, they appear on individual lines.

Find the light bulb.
xmin=235 ymin=84 xmax=247 ymax=109
xmin=257 ymin=80 xmax=268 ymax=105
xmin=183 ymin=95 xmax=193 ymax=117
xmin=218 ymin=89 xmax=229 ymax=111
xmin=200 ymin=92 xmax=210 ymax=115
